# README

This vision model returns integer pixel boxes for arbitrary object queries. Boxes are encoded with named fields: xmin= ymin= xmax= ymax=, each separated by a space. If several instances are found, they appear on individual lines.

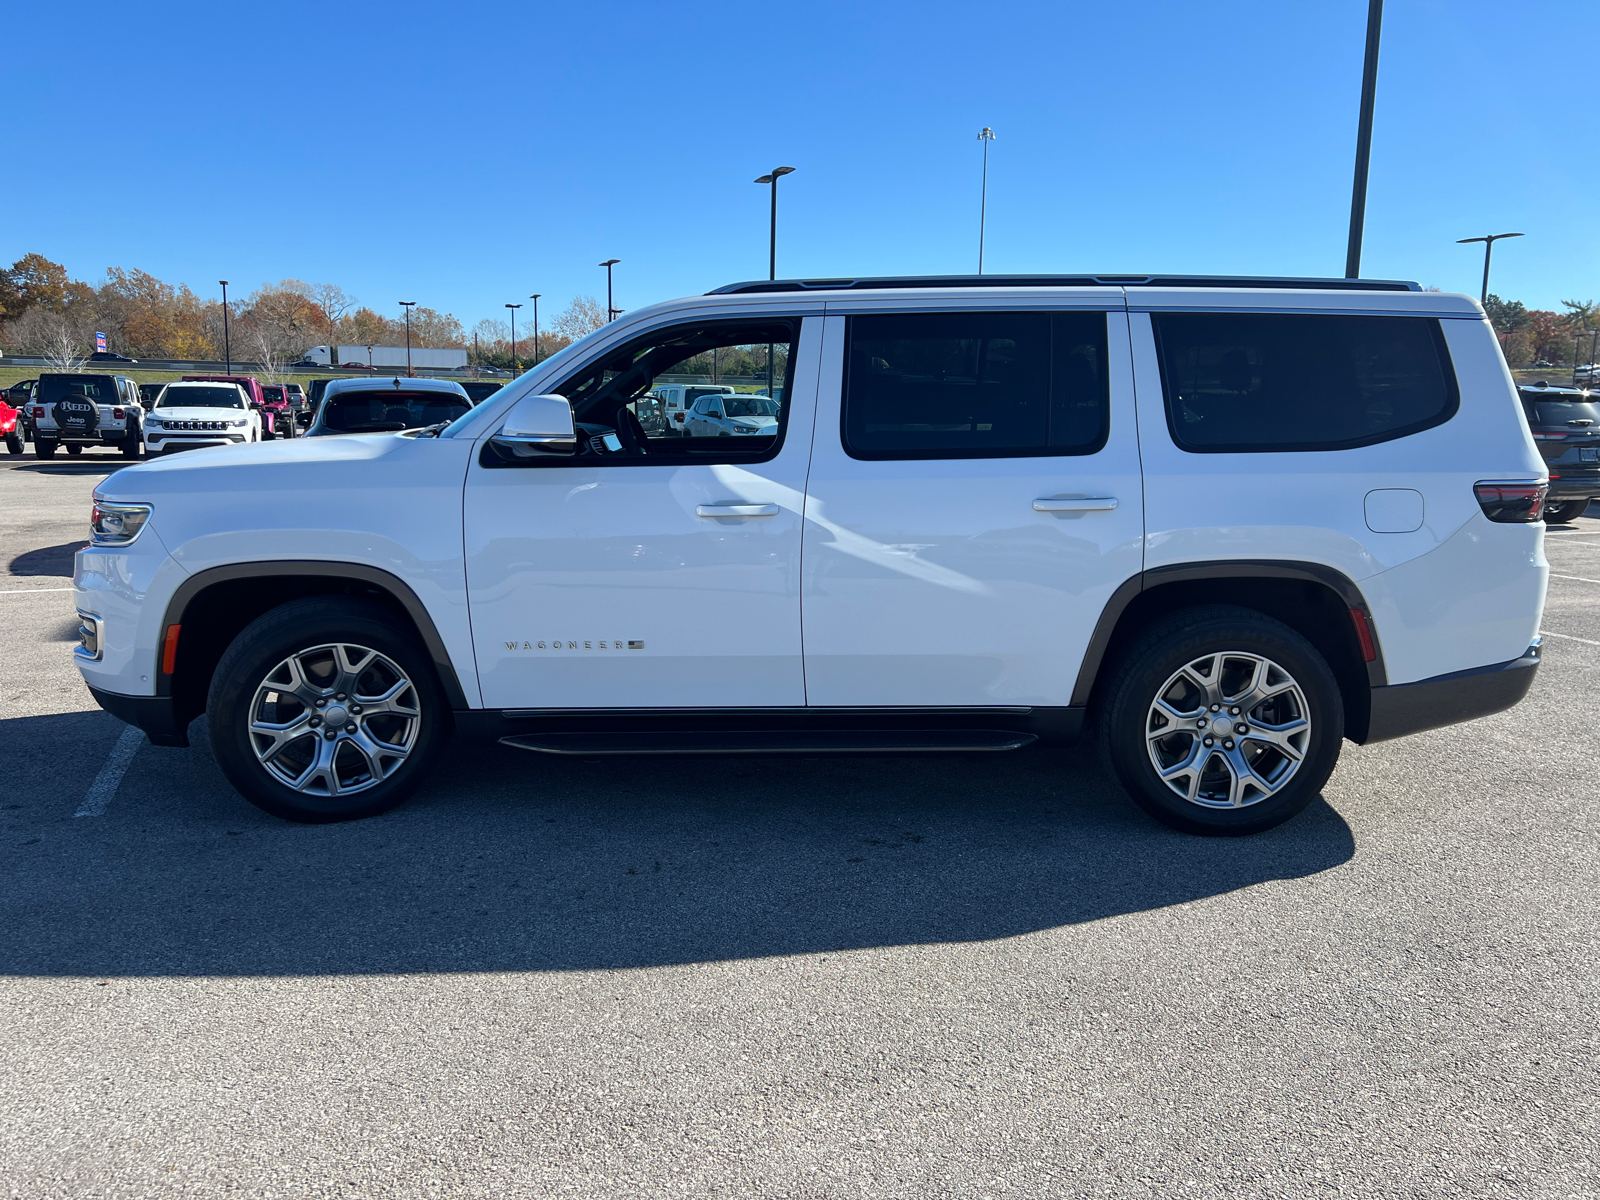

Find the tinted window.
xmin=1153 ymin=312 xmax=1458 ymax=453
xmin=1520 ymin=396 xmax=1600 ymax=427
xmin=158 ymin=386 xmax=244 ymax=409
xmin=842 ymin=311 xmax=1109 ymax=460
xmin=321 ymin=391 xmax=470 ymax=432
xmin=37 ymin=375 xmax=119 ymax=405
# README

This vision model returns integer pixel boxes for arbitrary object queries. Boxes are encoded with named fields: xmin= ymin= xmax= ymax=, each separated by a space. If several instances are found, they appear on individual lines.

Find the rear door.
xmin=800 ymin=293 xmax=1143 ymax=707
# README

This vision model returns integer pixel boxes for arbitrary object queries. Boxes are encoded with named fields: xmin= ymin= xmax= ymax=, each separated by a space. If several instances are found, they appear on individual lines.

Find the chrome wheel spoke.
xmin=1145 ymin=648 xmax=1311 ymax=811
xmin=249 ymin=640 xmax=420 ymax=798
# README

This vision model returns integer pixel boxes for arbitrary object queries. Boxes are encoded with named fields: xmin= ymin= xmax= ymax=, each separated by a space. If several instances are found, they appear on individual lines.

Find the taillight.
xmin=1474 ymin=481 xmax=1547 ymax=523
xmin=113 ymin=407 xmax=125 ymax=419
xmin=33 ymin=407 xmax=43 ymax=418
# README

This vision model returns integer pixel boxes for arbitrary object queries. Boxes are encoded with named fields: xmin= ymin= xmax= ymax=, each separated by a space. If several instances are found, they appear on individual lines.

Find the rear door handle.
xmin=696 ymin=503 xmax=781 ymax=517
xmin=1033 ymin=496 xmax=1118 ymax=512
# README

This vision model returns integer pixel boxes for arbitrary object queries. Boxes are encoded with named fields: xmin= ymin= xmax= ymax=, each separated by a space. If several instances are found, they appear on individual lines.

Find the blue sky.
xmin=4 ymin=0 xmax=1595 ymax=327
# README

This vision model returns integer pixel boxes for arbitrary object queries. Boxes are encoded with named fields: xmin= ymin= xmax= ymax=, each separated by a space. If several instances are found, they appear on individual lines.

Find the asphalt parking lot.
xmin=1 ymin=450 xmax=1597 ymax=1199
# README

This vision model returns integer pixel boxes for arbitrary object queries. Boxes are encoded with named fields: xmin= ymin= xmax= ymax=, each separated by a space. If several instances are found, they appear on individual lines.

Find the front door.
xmin=465 ymin=313 xmax=822 ymax=709
xmin=800 ymin=301 xmax=1144 ymax=707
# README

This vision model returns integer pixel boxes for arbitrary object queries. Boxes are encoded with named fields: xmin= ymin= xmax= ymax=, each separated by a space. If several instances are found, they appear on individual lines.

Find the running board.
xmin=499 ymin=729 xmax=1038 ymax=756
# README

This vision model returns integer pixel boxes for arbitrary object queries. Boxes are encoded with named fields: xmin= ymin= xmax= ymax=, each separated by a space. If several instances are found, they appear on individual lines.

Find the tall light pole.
xmin=753 ymin=166 xmax=795 ymax=280
xmin=219 ymin=280 xmax=231 ymax=373
xmin=1456 ymin=233 xmax=1523 ymax=305
xmin=600 ymin=260 xmax=621 ymax=321
xmin=529 ymin=294 xmax=541 ymax=363
xmin=399 ymin=301 xmax=416 ymax=376
xmin=505 ymin=303 xmax=522 ymax=372
xmin=1345 ymin=0 xmax=1384 ymax=279
xmin=977 ymin=128 xmax=996 ymax=274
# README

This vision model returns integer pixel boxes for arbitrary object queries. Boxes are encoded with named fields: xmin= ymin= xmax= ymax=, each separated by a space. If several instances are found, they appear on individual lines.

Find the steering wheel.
xmin=615 ymin=407 xmax=650 ymax=456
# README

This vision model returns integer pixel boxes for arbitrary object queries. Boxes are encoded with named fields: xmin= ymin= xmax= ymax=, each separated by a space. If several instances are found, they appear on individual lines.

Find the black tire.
xmin=35 ymin=438 xmax=57 ymax=459
xmin=120 ymin=432 xmax=142 ymax=458
xmin=66 ymin=443 xmax=83 ymax=456
xmin=206 ymin=596 xmax=451 ymax=823
xmin=1545 ymin=500 xmax=1591 ymax=524
xmin=5 ymin=433 xmax=22 ymax=455
xmin=1098 ymin=605 xmax=1344 ymax=836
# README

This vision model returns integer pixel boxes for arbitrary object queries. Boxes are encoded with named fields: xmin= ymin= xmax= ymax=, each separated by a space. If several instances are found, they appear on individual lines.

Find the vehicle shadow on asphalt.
xmin=0 ymin=712 xmax=1355 ymax=977
xmin=8 ymin=541 xmax=85 ymax=576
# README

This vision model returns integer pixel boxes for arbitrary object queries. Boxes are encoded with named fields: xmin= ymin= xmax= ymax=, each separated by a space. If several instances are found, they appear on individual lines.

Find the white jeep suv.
xmin=73 ymin=275 xmax=1549 ymax=834
xmin=143 ymin=381 xmax=262 ymax=454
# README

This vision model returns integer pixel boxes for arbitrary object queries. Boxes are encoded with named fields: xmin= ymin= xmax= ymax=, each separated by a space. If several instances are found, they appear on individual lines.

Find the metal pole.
xmin=769 ymin=175 xmax=778 ymax=280
xmin=978 ymin=128 xmax=995 ymax=274
xmin=1480 ymin=240 xmax=1494 ymax=306
xmin=505 ymin=303 xmax=521 ymax=371
xmin=1345 ymin=0 xmax=1384 ymax=279
xmin=399 ymin=301 xmax=416 ymax=376
xmin=530 ymin=294 xmax=541 ymax=362
xmin=220 ymin=281 xmax=230 ymax=373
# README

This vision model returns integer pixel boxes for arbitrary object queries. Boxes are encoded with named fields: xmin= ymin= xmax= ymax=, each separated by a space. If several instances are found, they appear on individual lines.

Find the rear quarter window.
xmin=1152 ymin=312 xmax=1459 ymax=453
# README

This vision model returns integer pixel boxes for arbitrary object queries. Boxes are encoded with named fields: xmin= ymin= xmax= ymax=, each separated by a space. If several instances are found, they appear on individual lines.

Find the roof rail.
xmin=708 ymin=273 xmax=1423 ymax=295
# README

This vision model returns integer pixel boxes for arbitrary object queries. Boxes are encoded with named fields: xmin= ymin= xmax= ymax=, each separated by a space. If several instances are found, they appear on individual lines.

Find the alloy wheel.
xmin=1144 ymin=651 xmax=1311 ymax=809
xmin=248 ymin=642 xmax=420 ymax=796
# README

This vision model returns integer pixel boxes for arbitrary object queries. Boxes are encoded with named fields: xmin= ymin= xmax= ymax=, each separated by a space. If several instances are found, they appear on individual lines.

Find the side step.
xmin=499 ymin=729 xmax=1038 ymax=756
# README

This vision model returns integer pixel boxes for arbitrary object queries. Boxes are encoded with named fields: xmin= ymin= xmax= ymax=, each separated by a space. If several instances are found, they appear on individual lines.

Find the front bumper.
xmin=147 ymin=433 xmax=247 ymax=452
xmin=1360 ymin=643 xmax=1540 ymax=743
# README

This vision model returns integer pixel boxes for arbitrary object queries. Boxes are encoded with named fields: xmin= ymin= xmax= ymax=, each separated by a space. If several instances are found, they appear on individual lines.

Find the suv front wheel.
xmin=207 ymin=597 xmax=450 ymax=822
xmin=1099 ymin=606 xmax=1344 ymax=836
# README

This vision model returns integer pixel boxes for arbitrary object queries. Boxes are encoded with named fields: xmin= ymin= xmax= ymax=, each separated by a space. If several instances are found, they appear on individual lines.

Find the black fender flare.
xmin=1070 ymin=559 xmax=1387 ymax=707
xmin=157 ymin=560 xmax=471 ymax=708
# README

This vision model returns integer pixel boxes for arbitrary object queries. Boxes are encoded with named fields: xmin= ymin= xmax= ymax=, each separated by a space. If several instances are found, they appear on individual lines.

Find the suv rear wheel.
xmin=35 ymin=438 xmax=56 ymax=459
xmin=1099 ymin=606 xmax=1344 ymax=836
xmin=207 ymin=597 xmax=450 ymax=823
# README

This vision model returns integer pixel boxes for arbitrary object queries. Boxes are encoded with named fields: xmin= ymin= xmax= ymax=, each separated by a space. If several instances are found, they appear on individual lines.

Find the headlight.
xmin=229 ymin=418 xmax=248 ymax=427
xmin=145 ymin=417 xmax=162 ymax=428
xmin=90 ymin=500 xmax=153 ymax=545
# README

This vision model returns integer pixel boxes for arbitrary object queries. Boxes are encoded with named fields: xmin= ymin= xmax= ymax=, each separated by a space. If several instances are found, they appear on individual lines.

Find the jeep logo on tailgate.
xmin=53 ymin=399 xmax=100 ymax=431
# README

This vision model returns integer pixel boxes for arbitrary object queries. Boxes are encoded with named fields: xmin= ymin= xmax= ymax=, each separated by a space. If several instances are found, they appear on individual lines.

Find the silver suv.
xmin=32 ymin=373 xmax=143 ymax=459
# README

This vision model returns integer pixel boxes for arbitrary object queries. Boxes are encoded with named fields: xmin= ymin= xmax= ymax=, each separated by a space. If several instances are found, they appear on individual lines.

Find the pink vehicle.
xmin=181 ymin=374 xmax=289 ymax=439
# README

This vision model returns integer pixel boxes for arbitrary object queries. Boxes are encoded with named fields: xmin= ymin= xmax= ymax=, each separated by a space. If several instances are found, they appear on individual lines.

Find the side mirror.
xmin=490 ymin=393 xmax=576 ymax=458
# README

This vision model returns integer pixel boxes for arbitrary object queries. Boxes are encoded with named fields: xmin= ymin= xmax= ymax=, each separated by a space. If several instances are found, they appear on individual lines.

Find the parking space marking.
xmin=1542 ymin=630 xmax=1600 ymax=646
xmin=75 ymin=726 xmax=145 ymax=818
xmin=1551 ymin=573 xmax=1600 ymax=585
xmin=0 ymin=586 xmax=74 ymax=595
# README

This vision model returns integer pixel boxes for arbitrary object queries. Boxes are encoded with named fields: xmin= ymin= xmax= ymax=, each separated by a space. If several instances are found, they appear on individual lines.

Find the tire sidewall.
xmin=1101 ymin=608 xmax=1345 ymax=836
xmin=207 ymin=598 xmax=449 ymax=823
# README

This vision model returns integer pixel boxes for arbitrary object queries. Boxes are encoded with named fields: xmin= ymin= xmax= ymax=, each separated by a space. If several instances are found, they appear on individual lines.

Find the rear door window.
xmin=841 ymin=310 xmax=1110 ymax=460
xmin=1152 ymin=312 xmax=1459 ymax=453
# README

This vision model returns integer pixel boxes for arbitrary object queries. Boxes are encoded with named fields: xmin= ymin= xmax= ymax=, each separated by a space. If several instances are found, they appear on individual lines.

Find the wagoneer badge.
xmin=506 ymin=640 xmax=644 ymax=650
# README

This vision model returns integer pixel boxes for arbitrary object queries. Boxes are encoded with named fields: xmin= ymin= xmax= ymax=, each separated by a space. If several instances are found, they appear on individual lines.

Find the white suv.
xmin=143 ymin=382 xmax=262 ymax=454
xmin=73 ymin=275 xmax=1549 ymax=834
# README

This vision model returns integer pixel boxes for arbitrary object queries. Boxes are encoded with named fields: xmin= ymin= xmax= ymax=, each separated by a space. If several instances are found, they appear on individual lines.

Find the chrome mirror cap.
xmin=491 ymin=394 xmax=576 ymax=457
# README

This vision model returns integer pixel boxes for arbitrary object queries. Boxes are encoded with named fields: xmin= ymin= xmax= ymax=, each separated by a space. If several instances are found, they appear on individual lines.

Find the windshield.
xmin=37 ymin=376 xmax=118 ymax=405
xmin=321 ymin=390 xmax=470 ymax=432
xmin=158 ymin=386 xmax=244 ymax=409
xmin=1526 ymin=400 xmax=1600 ymax=426
xmin=723 ymin=396 xmax=779 ymax=417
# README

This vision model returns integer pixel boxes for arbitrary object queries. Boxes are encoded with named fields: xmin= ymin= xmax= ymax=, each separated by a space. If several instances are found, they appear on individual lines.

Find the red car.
xmin=181 ymin=374 xmax=291 ymax=439
xmin=0 ymin=393 xmax=23 ymax=455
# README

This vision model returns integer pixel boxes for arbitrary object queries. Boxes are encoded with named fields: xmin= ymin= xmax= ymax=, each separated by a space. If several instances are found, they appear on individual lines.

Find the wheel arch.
xmin=1074 ymin=560 xmax=1385 ymax=742
xmin=158 ymin=561 xmax=470 ymax=726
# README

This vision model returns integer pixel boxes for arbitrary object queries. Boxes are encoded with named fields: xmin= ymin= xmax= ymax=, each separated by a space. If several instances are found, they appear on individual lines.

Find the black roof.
xmin=709 ymin=273 xmax=1423 ymax=296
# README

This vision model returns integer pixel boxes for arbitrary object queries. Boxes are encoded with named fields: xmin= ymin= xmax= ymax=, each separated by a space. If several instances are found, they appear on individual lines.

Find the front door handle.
xmin=696 ymin=503 xmax=781 ymax=517
xmin=1033 ymin=496 xmax=1118 ymax=513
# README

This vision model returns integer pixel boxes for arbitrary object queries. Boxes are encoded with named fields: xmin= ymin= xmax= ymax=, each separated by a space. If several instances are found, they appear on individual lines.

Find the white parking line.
xmin=1543 ymin=630 xmax=1600 ymax=646
xmin=75 ymin=726 xmax=145 ymax=818
xmin=1551 ymin=573 xmax=1600 ymax=585
xmin=0 ymin=586 xmax=74 ymax=595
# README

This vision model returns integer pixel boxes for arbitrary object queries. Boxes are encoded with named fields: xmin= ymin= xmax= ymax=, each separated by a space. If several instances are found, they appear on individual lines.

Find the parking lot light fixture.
xmin=1456 ymin=233 xmax=1523 ymax=305
xmin=529 ymin=294 xmax=541 ymax=363
xmin=219 ymin=281 xmax=231 ymax=374
xmin=753 ymin=167 xmax=795 ymax=280
xmin=505 ymin=303 xmax=522 ymax=372
xmin=399 ymin=302 xmax=417 ymax=376
xmin=600 ymin=260 xmax=621 ymax=321
xmin=976 ymin=129 xmax=995 ymax=274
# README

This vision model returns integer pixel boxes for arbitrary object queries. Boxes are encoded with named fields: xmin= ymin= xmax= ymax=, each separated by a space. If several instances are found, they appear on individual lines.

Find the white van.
xmin=76 ymin=274 xmax=1548 ymax=835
